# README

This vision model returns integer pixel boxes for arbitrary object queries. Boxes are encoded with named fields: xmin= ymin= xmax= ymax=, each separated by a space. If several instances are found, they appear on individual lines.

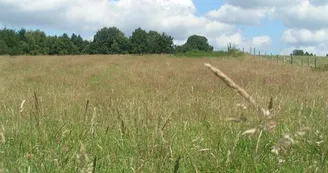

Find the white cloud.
xmin=0 ymin=0 xmax=247 ymax=50
xmin=252 ymin=36 xmax=272 ymax=47
xmin=215 ymin=33 xmax=243 ymax=48
xmin=224 ymin=0 xmax=300 ymax=9
xmin=207 ymin=4 xmax=266 ymax=25
xmin=274 ymin=1 xmax=328 ymax=30
xmin=282 ymin=29 xmax=328 ymax=45
xmin=173 ymin=39 xmax=187 ymax=46
xmin=219 ymin=0 xmax=328 ymax=55
xmin=214 ymin=33 xmax=272 ymax=52
xmin=0 ymin=0 xmax=198 ymax=34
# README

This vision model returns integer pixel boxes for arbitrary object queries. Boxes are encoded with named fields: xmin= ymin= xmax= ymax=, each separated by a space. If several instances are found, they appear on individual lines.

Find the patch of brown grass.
xmin=0 ymin=55 xmax=328 ymax=172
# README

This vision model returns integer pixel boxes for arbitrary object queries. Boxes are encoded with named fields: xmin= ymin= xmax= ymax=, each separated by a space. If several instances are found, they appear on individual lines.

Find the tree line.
xmin=0 ymin=27 xmax=214 ymax=56
xmin=292 ymin=49 xmax=315 ymax=56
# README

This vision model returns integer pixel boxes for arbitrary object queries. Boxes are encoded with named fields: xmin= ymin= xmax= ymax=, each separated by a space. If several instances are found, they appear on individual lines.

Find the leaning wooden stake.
xmin=204 ymin=63 xmax=270 ymax=117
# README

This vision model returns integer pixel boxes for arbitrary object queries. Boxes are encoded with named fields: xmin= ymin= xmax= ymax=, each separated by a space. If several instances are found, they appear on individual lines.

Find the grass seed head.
xmin=19 ymin=99 xmax=26 ymax=113
xmin=0 ymin=125 xmax=5 ymax=145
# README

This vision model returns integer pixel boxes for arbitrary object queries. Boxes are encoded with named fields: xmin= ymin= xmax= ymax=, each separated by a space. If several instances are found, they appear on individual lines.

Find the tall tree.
xmin=18 ymin=28 xmax=27 ymax=43
xmin=57 ymin=33 xmax=76 ymax=55
xmin=92 ymin=27 xmax=129 ymax=54
xmin=71 ymin=33 xmax=84 ymax=54
xmin=158 ymin=33 xmax=174 ymax=53
xmin=46 ymin=36 xmax=60 ymax=55
xmin=185 ymin=35 xmax=213 ymax=51
xmin=130 ymin=28 xmax=149 ymax=54
xmin=292 ymin=49 xmax=305 ymax=56
xmin=0 ymin=39 xmax=8 ymax=55
xmin=147 ymin=30 xmax=161 ymax=53
xmin=0 ymin=28 xmax=20 ymax=55
xmin=175 ymin=35 xmax=213 ymax=53
xmin=25 ymin=30 xmax=48 ymax=55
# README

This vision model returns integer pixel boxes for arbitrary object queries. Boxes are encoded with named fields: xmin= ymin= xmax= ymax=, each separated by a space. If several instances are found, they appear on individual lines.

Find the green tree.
xmin=185 ymin=35 xmax=213 ymax=52
xmin=57 ymin=33 xmax=76 ymax=55
xmin=71 ymin=33 xmax=84 ymax=54
xmin=25 ymin=30 xmax=48 ymax=55
xmin=158 ymin=33 xmax=174 ymax=53
xmin=292 ymin=49 xmax=304 ymax=56
xmin=0 ymin=39 xmax=8 ymax=55
xmin=0 ymin=28 xmax=20 ymax=55
xmin=18 ymin=41 xmax=29 ymax=55
xmin=92 ymin=27 xmax=129 ymax=54
xmin=130 ymin=28 xmax=149 ymax=54
xmin=175 ymin=35 xmax=213 ymax=53
xmin=46 ymin=36 xmax=60 ymax=55
xmin=81 ymin=40 xmax=91 ymax=54
xmin=18 ymin=28 xmax=27 ymax=42
xmin=146 ymin=31 xmax=173 ymax=54
xmin=174 ymin=45 xmax=187 ymax=53
xmin=147 ymin=30 xmax=161 ymax=53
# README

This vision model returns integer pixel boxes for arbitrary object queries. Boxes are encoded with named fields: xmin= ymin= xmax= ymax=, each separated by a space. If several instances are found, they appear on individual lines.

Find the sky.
xmin=0 ymin=0 xmax=327 ymax=55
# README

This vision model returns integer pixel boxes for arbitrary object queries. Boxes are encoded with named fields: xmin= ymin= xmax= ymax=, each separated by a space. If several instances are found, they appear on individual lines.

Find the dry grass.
xmin=0 ymin=55 xmax=328 ymax=172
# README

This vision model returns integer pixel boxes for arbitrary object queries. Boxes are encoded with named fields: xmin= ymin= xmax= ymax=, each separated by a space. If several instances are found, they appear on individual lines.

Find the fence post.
xmin=315 ymin=57 xmax=317 ymax=68
xmin=276 ymin=55 xmax=279 ymax=63
xmin=290 ymin=54 xmax=293 ymax=64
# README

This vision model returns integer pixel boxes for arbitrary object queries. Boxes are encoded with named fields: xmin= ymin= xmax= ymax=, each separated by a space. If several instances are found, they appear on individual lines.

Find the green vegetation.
xmin=0 ymin=27 xmax=230 ymax=56
xmin=0 ymin=55 xmax=327 ymax=172
xmin=175 ymin=35 xmax=213 ymax=53
xmin=292 ymin=49 xmax=315 ymax=56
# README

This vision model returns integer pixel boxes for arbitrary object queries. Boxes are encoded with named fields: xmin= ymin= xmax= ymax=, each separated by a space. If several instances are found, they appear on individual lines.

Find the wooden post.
xmin=290 ymin=54 xmax=293 ymax=64
xmin=315 ymin=57 xmax=317 ymax=68
xmin=258 ymin=51 xmax=260 ymax=56
xmin=276 ymin=55 xmax=279 ymax=63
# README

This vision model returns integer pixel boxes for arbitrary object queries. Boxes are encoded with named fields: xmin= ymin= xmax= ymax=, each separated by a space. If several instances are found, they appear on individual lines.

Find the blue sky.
xmin=0 ymin=0 xmax=327 ymax=55
xmin=193 ymin=0 xmax=224 ymax=15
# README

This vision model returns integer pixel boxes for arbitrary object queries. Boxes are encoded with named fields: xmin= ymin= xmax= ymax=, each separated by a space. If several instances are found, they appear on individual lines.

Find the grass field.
xmin=0 ymin=55 xmax=328 ymax=172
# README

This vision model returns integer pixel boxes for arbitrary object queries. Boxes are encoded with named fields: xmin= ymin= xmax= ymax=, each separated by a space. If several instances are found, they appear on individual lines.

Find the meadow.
xmin=0 ymin=55 xmax=328 ymax=172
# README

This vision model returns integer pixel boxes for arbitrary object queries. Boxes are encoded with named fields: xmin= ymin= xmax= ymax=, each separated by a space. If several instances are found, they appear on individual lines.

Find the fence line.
xmin=241 ymin=47 xmax=324 ymax=68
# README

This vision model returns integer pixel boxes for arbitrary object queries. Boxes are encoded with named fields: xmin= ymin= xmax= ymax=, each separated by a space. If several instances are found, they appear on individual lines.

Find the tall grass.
xmin=0 ymin=55 xmax=327 ymax=172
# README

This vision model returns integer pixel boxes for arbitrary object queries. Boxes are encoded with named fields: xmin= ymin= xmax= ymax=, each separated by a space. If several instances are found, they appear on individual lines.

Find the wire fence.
xmin=241 ymin=47 xmax=328 ymax=68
